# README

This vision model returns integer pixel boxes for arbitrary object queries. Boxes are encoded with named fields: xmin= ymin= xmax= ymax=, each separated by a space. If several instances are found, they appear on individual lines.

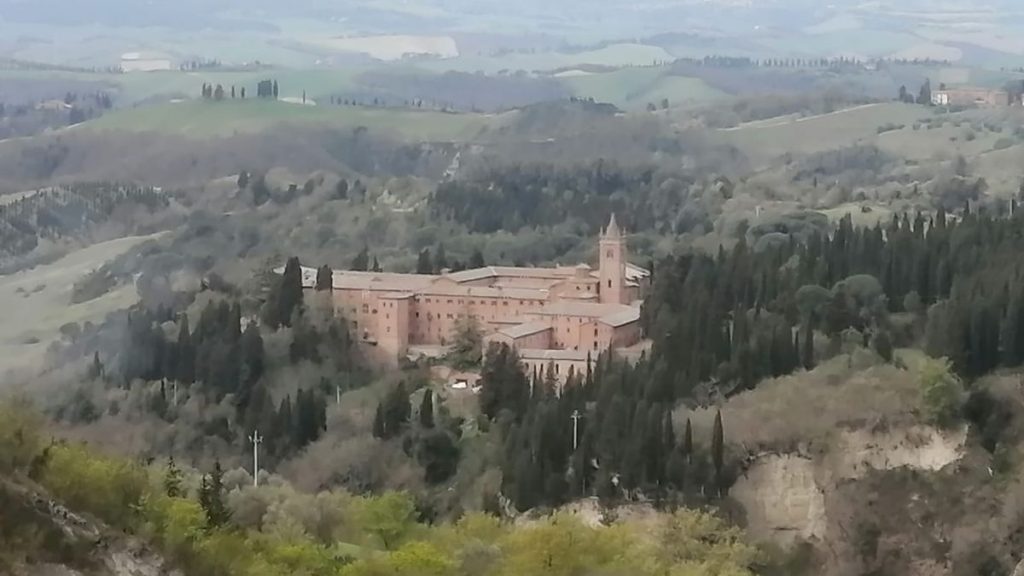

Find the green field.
xmin=0 ymin=68 xmax=367 ymax=106
xmin=561 ymin=67 xmax=728 ymax=110
xmin=719 ymin=102 xmax=928 ymax=167
xmin=78 ymin=99 xmax=496 ymax=141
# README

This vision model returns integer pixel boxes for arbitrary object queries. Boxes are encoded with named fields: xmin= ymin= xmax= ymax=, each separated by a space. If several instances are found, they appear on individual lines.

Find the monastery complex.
xmin=295 ymin=215 xmax=650 ymax=381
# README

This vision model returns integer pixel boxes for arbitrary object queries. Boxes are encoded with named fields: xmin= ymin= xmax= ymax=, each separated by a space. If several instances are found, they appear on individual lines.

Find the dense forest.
xmin=477 ymin=205 xmax=1024 ymax=510
xmin=0 ymin=182 xmax=169 ymax=271
xmin=432 ymin=161 xmax=709 ymax=235
xmin=57 ymin=258 xmax=366 ymax=471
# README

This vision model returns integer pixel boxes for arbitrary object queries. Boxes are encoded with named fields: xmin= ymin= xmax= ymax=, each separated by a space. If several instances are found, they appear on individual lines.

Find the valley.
xmin=6 ymin=2 xmax=1024 ymax=575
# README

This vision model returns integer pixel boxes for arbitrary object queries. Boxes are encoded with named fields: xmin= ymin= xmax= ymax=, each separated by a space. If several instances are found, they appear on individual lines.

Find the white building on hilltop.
xmin=120 ymin=52 xmax=172 ymax=73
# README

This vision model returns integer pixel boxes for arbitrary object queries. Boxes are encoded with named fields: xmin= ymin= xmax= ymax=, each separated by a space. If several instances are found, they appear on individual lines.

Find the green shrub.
xmin=918 ymin=357 xmax=963 ymax=426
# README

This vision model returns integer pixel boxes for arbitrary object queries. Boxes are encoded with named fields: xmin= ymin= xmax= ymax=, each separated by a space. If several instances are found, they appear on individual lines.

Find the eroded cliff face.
xmin=731 ymin=424 xmax=968 ymax=574
xmin=2 ymin=478 xmax=178 ymax=576
xmin=731 ymin=454 xmax=827 ymax=544
xmin=826 ymin=426 xmax=966 ymax=480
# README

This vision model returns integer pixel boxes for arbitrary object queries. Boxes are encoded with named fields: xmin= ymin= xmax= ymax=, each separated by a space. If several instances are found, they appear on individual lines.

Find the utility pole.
xmin=336 ymin=385 xmax=341 ymax=405
xmin=571 ymin=410 xmax=582 ymax=451
xmin=172 ymin=380 xmax=178 ymax=406
xmin=248 ymin=430 xmax=263 ymax=487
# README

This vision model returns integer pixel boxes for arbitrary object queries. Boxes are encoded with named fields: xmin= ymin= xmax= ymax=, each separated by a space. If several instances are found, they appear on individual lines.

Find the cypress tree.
xmin=278 ymin=256 xmax=304 ymax=328
xmin=175 ymin=315 xmax=194 ymax=384
xmin=435 ymin=243 xmax=448 ymax=273
xmin=712 ymin=410 xmax=724 ymax=496
xmin=163 ymin=456 xmax=184 ymax=498
xmin=469 ymin=248 xmax=486 ymax=269
xmin=372 ymin=404 xmax=386 ymax=438
xmin=416 ymin=249 xmax=433 ymax=275
xmin=239 ymin=323 xmax=265 ymax=390
xmin=682 ymin=418 xmax=693 ymax=463
xmin=315 ymin=265 xmax=332 ymax=291
xmin=205 ymin=461 xmax=230 ymax=528
xmin=801 ymin=320 xmax=815 ymax=370
xmin=874 ymin=330 xmax=894 ymax=363
xmin=419 ymin=389 xmax=435 ymax=428
xmin=351 ymin=247 xmax=369 ymax=271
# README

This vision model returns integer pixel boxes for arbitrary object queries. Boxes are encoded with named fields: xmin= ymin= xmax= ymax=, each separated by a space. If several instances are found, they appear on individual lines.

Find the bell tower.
xmin=599 ymin=214 xmax=627 ymax=305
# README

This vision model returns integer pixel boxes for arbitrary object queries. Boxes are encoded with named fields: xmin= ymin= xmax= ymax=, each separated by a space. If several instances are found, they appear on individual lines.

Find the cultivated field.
xmin=719 ymin=102 xmax=929 ymax=167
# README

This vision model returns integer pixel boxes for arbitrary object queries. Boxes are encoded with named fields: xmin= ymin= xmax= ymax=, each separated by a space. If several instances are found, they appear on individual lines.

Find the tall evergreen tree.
xmin=801 ymin=320 xmax=815 ymax=370
xmin=419 ymin=389 xmax=435 ymax=428
xmin=435 ymin=243 xmax=448 ymax=273
xmin=351 ymin=247 xmax=370 ymax=271
xmin=469 ymin=248 xmax=486 ymax=269
xmin=315 ymin=265 xmax=332 ymax=291
xmin=199 ymin=461 xmax=230 ymax=528
xmin=278 ymin=257 xmax=304 ymax=328
xmin=163 ymin=456 xmax=184 ymax=498
xmin=416 ymin=249 xmax=433 ymax=275
xmin=372 ymin=404 xmax=386 ymax=439
xmin=682 ymin=418 xmax=693 ymax=463
xmin=711 ymin=411 xmax=724 ymax=496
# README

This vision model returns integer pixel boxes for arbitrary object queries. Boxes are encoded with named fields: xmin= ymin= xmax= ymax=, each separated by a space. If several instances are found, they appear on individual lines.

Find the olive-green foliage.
xmin=0 ymin=401 xmax=759 ymax=576
xmin=0 ymin=398 xmax=43 ymax=474
xmin=918 ymin=357 xmax=964 ymax=426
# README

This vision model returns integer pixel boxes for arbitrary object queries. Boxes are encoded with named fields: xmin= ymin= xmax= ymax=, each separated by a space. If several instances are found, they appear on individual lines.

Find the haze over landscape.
xmin=6 ymin=1 xmax=1024 ymax=575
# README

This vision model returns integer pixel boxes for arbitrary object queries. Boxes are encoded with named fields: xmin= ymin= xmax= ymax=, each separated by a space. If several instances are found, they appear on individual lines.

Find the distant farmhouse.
xmin=35 ymin=99 xmax=72 ymax=111
xmin=120 ymin=52 xmax=172 ymax=73
xmin=931 ymin=87 xmax=1020 ymax=107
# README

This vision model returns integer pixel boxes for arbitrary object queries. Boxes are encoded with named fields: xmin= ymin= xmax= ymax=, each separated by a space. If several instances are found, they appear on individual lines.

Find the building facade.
xmin=120 ymin=52 xmax=172 ymax=72
xmin=931 ymin=87 xmax=1015 ymax=107
xmin=291 ymin=216 xmax=650 ymax=382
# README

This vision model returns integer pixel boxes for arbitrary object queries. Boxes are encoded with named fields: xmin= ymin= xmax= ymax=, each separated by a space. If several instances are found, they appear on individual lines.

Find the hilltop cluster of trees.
xmin=432 ymin=161 xmax=703 ymax=235
xmin=0 ymin=90 xmax=113 ymax=137
xmin=481 ymin=343 xmax=727 ymax=512
xmin=414 ymin=243 xmax=486 ymax=274
xmin=0 ymin=183 xmax=168 ymax=269
xmin=671 ymin=54 xmax=951 ymax=71
xmin=201 ymin=83 xmax=246 ymax=100
xmin=107 ymin=297 xmax=333 ymax=464
xmin=72 ymin=257 xmax=361 ymax=468
xmin=255 ymin=79 xmax=279 ymax=99
xmin=200 ymin=79 xmax=284 ymax=101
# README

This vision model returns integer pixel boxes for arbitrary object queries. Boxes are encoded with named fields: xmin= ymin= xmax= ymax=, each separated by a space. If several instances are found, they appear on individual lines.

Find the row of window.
xmin=419 ymin=297 xmax=544 ymax=307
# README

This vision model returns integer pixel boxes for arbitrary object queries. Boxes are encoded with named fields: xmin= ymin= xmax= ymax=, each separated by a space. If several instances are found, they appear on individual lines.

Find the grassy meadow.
xmin=562 ymin=67 xmax=727 ymax=110
xmin=718 ymin=102 xmax=929 ymax=167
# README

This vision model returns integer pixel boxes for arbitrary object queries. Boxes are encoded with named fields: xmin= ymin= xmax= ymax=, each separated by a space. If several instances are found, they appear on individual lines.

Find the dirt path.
xmin=718 ymin=103 xmax=882 ymax=132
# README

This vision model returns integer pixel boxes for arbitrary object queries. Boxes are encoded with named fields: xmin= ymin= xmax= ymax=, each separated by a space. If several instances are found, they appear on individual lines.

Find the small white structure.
xmin=120 ymin=52 xmax=172 ymax=73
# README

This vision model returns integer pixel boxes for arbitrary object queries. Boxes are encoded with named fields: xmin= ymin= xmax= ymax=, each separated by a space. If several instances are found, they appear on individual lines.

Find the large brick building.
xmin=292 ymin=215 xmax=650 ymax=381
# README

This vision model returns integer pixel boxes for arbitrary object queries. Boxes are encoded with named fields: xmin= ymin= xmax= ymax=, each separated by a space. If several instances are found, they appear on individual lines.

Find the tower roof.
xmin=603 ymin=213 xmax=621 ymax=238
